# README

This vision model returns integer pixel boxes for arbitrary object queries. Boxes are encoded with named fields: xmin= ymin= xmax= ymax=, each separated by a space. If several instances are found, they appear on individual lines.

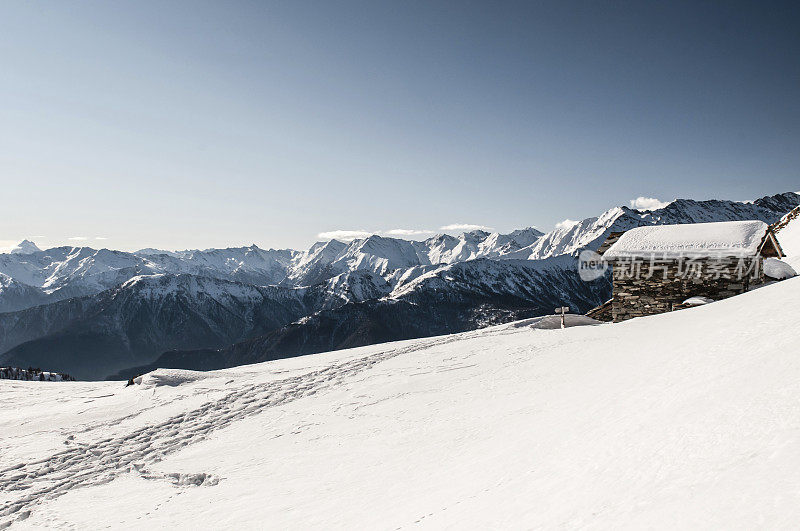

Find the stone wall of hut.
xmin=610 ymin=256 xmax=765 ymax=322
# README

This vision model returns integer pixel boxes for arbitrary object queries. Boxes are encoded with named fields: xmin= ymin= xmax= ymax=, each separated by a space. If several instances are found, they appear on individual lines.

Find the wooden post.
xmin=554 ymin=306 xmax=570 ymax=329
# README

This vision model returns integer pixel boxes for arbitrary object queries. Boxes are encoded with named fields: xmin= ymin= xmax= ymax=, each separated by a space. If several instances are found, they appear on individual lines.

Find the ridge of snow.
xmin=774 ymin=207 xmax=800 ymax=268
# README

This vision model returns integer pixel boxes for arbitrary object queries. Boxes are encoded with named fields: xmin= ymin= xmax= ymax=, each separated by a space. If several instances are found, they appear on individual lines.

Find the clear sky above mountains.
xmin=1 ymin=1 xmax=798 ymax=251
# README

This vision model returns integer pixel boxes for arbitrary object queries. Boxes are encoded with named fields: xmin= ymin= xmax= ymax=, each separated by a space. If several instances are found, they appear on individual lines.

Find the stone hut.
xmin=599 ymin=220 xmax=784 ymax=322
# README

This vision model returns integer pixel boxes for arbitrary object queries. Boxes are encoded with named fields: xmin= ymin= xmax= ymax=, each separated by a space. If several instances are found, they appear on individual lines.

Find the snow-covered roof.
xmin=603 ymin=220 xmax=771 ymax=259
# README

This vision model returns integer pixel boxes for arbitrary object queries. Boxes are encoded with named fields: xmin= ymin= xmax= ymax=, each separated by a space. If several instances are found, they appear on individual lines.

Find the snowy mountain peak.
xmin=508 ymin=227 xmax=544 ymax=239
xmin=9 ymin=240 xmax=41 ymax=254
xmin=462 ymin=229 xmax=491 ymax=241
xmin=305 ymin=239 xmax=347 ymax=259
xmin=426 ymin=233 xmax=459 ymax=244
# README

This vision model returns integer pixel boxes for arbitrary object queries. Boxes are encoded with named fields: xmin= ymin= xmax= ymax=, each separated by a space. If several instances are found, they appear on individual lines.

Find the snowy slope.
xmin=2 ymin=277 xmax=799 ymax=528
xmin=0 ymin=273 xmax=49 ymax=313
xmin=778 ymin=218 xmax=800 ymax=256
xmin=390 ymin=255 xmax=600 ymax=303
xmin=284 ymin=239 xmax=349 ymax=286
xmin=774 ymin=206 xmax=800 ymax=268
xmin=322 ymin=269 xmax=392 ymax=303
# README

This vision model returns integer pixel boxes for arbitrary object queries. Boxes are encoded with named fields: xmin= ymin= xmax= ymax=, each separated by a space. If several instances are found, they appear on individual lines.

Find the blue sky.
xmin=1 ymin=1 xmax=798 ymax=251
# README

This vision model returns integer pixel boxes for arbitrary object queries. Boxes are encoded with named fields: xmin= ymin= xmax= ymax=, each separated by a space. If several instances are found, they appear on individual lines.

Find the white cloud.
xmin=629 ymin=196 xmax=670 ymax=211
xmin=318 ymin=228 xmax=439 ymax=241
xmin=0 ymin=240 xmax=18 ymax=253
xmin=439 ymin=223 xmax=493 ymax=232
xmin=317 ymin=230 xmax=373 ymax=241
xmin=95 ymin=237 xmax=108 ymax=240
xmin=319 ymin=226 xmax=489 ymax=241
xmin=555 ymin=219 xmax=579 ymax=230
xmin=68 ymin=236 xmax=89 ymax=241
xmin=382 ymin=228 xmax=435 ymax=237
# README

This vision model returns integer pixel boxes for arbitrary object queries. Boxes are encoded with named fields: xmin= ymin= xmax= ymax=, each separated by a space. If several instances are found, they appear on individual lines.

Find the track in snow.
xmin=0 ymin=332 xmax=480 ymax=528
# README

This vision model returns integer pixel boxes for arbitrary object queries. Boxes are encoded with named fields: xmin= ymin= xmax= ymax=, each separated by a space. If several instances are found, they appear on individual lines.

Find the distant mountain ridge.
xmin=0 ymin=227 xmax=548 ymax=313
xmin=3 ymin=193 xmax=796 ymax=315
xmin=2 ymin=191 xmax=799 ymax=379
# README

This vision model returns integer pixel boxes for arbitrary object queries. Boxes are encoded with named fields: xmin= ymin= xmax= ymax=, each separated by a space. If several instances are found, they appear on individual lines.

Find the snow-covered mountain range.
xmin=2 ymin=193 xmax=795 ymax=313
xmin=1 ymin=191 xmax=798 ymax=379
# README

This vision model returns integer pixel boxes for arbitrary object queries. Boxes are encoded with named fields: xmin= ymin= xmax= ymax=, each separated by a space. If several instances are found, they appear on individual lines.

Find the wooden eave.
xmin=758 ymin=229 xmax=785 ymax=258
xmin=595 ymin=231 xmax=626 ymax=256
